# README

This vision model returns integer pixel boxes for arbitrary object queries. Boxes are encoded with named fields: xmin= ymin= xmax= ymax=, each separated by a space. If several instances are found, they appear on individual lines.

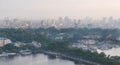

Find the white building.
xmin=32 ymin=41 xmax=42 ymax=48
xmin=0 ymin=37 xmax=12 ymax=47
xmin=14 ymin=42 xmax=26 ymax=47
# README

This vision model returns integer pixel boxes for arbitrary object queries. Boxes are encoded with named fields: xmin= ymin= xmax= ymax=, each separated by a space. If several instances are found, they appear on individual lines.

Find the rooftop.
xmin=0 ymin=37 xmax=9 ymax=40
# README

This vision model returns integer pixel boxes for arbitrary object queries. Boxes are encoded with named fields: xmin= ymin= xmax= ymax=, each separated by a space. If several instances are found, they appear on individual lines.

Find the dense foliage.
xmin=0 ymin=28 xmax=120 ymax=65
xmin=0 ymin=44 xmax=37 ymax=53
xmin=0 ymin=27 xmax=120 ymax=44
xmin=44 ymin=41 xmax=120 ymax=65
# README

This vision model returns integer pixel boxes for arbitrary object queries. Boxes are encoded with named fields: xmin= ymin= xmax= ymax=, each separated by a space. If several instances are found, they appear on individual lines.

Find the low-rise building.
xmin=32 ymin=41 xmax=41 ymax=48
xmin=0 ymin=37 xmax=12 ymax=47
xmin=14 ymin=42 xmax=26 ymax=47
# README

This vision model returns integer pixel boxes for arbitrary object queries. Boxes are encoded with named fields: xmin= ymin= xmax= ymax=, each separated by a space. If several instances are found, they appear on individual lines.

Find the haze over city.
xmin=0 ymin=0 xmax=120 ymax=19
xmin=1 ymin=0 xmax=120 ymax=65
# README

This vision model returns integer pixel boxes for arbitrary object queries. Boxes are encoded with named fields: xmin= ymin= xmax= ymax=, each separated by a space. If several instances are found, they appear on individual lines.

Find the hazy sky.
xmin=0 ymin=0 xmax=120 ymax=19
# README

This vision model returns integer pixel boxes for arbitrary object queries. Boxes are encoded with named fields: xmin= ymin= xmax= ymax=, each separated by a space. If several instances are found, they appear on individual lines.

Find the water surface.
xmin=97 ymin=47 xmax=120 ymax=56
xmin=0 ymin=54 xmax=79 ymax=65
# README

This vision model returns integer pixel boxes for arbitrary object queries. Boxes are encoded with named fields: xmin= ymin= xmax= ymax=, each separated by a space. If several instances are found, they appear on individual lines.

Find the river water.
xmin=97 ymin=47 xmax=120 ymax=56
xmin=0 ymin=54 xmax=84 ymax=65
xmin=2 ymin=48 xmax=119 ymax=65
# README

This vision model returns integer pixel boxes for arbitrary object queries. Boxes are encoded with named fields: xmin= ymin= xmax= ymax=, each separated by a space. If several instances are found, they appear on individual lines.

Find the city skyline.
xmin=0 ymin=0 xmax=120 ymax=19
xmin=0 ymin=16 xmax=120 ymax=29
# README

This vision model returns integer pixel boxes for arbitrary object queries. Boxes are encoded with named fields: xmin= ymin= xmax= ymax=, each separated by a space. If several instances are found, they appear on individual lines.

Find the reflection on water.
xmin=0 ymin=54 xmax=76 ymax=65
xmin=97 ymin=47 xmax=120 ymax=56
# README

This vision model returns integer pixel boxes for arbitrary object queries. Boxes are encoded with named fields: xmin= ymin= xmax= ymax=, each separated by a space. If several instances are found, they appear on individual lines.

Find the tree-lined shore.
xmin=0 ymin=28 xmax=120 ymax=65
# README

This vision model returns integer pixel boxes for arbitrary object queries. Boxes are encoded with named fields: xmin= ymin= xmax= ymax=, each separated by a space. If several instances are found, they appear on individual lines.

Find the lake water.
xmin=97 ymin=47 xmax=120 ymax=56
xmin=0 ymin=54 xmax=84 ymax=65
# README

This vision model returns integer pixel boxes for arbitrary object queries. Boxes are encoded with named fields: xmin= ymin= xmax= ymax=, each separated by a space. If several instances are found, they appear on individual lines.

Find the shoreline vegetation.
xmin=43 ymin=41 xmax=120 ymax=65
xmin=0 ymin=41 xmax=120 ymax=65
xmin=0 ymin=28 xmax=120 ymax=65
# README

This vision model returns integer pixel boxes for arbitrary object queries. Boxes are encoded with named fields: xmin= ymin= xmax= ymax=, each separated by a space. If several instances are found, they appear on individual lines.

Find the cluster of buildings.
xmin=71 ymin=39 xmax=119 ymax=52
xmin=14 ymin=41 xmax=42 ymax=48
xmin=71 ymin=39 xmax=97 ymax=52
xmin=0 ymin=37 xmax=41 ymax=48
xmin=83 ymin=35 xmax=102 ymax=39
xmin=1 ymin=16 xmax=120 ymax=29
xmin=0 ymin=37 xmax=42 ymax=56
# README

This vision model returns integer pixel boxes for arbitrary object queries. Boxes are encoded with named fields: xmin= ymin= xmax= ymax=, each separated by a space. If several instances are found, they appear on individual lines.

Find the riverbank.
xmin=0 ymin=50 xmax=100 ymax=65
xmin=0 ymin=53 xmax=75 ymax=65
xmin=0 ymin=50 xmax=32 ymax=57
xmin=0 ymin=53 xmax=17 ymax=57
xmin=41 ymin=50 xmax=101 ymax=65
